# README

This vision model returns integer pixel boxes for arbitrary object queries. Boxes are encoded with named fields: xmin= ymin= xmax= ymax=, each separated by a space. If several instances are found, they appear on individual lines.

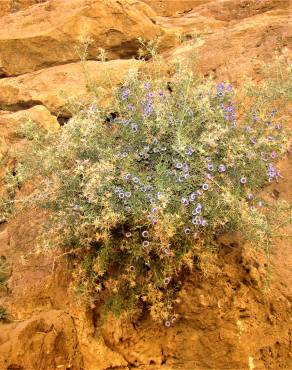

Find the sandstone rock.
xmin=0 ymin=106 xmax=59 ymax=183
xmin=0 ymin=106 xmax=59 ymax=158
xmin=0 ymin=0 xmax=160 ymax=76
xmin=142 ymin=0 xmax=212 ymax=16
xmin=0 ymin=59 xmax=143 ymax=117
xmin=0 ymin=310 xmax=83 ymax=370
xmin=165 ymin=2 xmax=292 ymax=83
xmin=0 ymin=0 xmax=38 ymax=17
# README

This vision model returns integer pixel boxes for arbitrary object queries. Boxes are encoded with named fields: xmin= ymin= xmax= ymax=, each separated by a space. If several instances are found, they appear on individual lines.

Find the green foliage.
xmin=1 ymin=58 xmax=291 ymax=324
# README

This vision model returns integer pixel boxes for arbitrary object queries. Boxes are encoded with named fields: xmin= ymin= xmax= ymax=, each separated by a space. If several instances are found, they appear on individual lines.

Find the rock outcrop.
xmin=0 ymin=310 xmax=83 ymax=370
xmin=0 ymin=59 xmax=143 ymax=117
xmin=0 ymin=0 xmax=159 ymax=76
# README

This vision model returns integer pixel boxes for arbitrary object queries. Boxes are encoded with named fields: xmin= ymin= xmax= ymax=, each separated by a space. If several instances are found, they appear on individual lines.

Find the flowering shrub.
xmin=1 ymin=58 xmax=291 ymax=323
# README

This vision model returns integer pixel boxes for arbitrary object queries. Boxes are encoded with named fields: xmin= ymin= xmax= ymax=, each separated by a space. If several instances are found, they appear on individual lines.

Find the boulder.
xmin=0 ymin=310 xmax=83 ymax=370
xmin=0 ymin=59 xmax=143 ymax=117
xmin=0 ymin=0 xmax=160 ymax=76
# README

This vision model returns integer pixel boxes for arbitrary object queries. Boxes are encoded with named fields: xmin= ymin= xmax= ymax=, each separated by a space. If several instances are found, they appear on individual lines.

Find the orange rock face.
xmin=0 ymin=310 xmax=83 ymax=369
xmin=163 ymin=0 xmax=292 ymax=83
xmin=0 ymin=0 xmax=160 ymax=76
xmin=142 ymin=0 xmax=212 ymax=16
xmin=0 ymin=0 xmax=38 ymax=17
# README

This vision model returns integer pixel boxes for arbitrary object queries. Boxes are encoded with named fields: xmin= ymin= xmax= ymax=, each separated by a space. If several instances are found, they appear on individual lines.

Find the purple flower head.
xmin=192 ymin=206 xmax=202 ymax=215
xmin=176 ymin=162 xmax=183 ymax=169
xmin=270 ymin=151 xmax=277 ymax=159
xmin=196 ymin=190 xmax=203 ymax=196
xmin=184 ymin=227 xmax=191 ymax=234
xmin=144 ymin=82 xmax=151 ymax=89
xmin=190 ymin=192 xmax=196 ymax=202
xmin=152 ymin=137 xmax=158 ymax=145
xmin=185 ymin=147 xmax=194 ymax=156
xmin=201 ymin=219 xmax=208 ymax=227
xmin=247 ymin=193 xmax=253 ymax=200
xmin=275 ymin=123 xmax=281 ymax=130
xmin=124 ymin=173 xmax=131 ymax=181
xmin=240 ymin=177 xmax=247 ymax=184
xmin=265 ymin=121 xmax=272 ymax=126
xmin=218 ymin=164 xmax=226 ymax=173
xmin=118 ymin=192 xmax=125 ymax=199
xmin=165 ymin=320 xmax=171 ymax=327
xmin=121 ymin=88 xmax=130 ymax=100
xmin=202 ymin=183 xmax=209 ymax=191
xmin=148 ymin=92 xmax=155 ymax=98
xmin=125 ymin=191 xmax=132 ymax=198
xmin=142 ymin=240 xmax=150 ymax=248
xmin=125 ymin=232 xmax=132 ymax=238
xmin=258 ymin=201 xmax=264 ymax=207
xmin=131 ymin=123 xmax=138 ymax=132
xmin=181 ymin=197 xmax=189 ymax=206
xmin=251 ymin=138 xmax=257 ymax=145
xmin=192 ymin=216 xmax=202 ymax=226
xmin=152 ymin=207 xmax=158 ymax=213
xmin=267 ymin=135 xmax=274 ymax=141
xmin=227 ymin=84 xmax=233 ymax=92
xmin=144 ymin=104 xmax=153 ymax=117
xmin=142 ymin=230 xmax=149 ymax=238
xmin=114 ymin=186 xmax=122 ymax=194
xmin=207 ymin=163 xmax=214 ymax=171
xmin=178 ymin=175 xmax=185 ymax=183
xmin=133 ymin=177 xmax=140 ymax=184
xmin=206 ymin=173 xmax=213 ymax=180
xmin=182 ymin=163 xmax=189 ymax=172
xmin=267 ymin=163 xmax=281 ymax=181
xmin=129 ymin=265 xmax=135 ymax=272
xmin=226 ymin=105 xmax=234 ymax=113
xmin=216 ymin=82 xmax=225 ymax=91
xmin=206 ymin=157 xmax=212 ymax=162
xmin=127 ymin=104 xmax=135 ymax=111
xmin=159 ymin=90 xmax=164 ymax=97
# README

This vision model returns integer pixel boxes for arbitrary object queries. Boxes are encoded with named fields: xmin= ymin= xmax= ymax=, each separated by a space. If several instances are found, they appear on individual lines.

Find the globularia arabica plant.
xmin=1 ymin=57 xmax=291 ymax=324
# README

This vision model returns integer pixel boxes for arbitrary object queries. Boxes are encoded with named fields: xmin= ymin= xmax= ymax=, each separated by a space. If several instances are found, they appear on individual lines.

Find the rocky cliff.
xmin=0 ymin=1 xmax=291 ymax=369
